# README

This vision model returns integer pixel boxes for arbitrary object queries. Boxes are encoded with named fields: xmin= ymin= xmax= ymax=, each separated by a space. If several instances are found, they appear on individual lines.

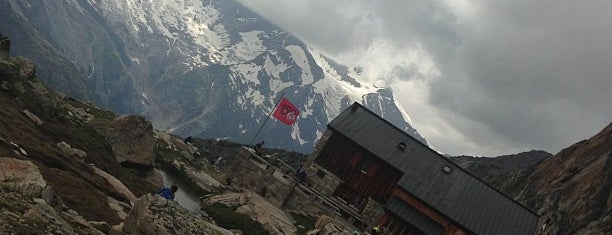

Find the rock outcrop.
xmin=122 ymin=194 xmax=234 ymax=235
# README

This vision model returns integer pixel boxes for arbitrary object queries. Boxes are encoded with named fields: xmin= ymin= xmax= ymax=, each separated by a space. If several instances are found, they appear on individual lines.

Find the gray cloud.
xmin=235 ymin=0 xmax=612 ymax=156
xmin=430 ymin=0 xmax=612 ymax=154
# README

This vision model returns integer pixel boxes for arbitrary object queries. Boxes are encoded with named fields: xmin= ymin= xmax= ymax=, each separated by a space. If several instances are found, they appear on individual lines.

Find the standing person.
xmin=371 ymin=225 xmax=381 ymax=235
xmin=157 ymin=185 xmax=178 ymax=201
xmin=253 ymin=141 xmax=264 ymax=155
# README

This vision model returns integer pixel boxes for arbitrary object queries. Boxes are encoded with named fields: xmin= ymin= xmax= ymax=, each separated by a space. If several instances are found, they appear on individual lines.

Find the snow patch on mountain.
xmin=285 ymin=45 xmax=314 ymax=85
xmin=232 ymin=63 xmax=261 ymax=85
xmin=308 ymin=47 xmax=378 ymax=97
xmin=301 ymin=96 xmax=315 ymax=117
xmin=395 ymin=97 xmax=415 ymax=126
xmin=222 ymin=31 xmax=266 ymax=63
xmin=92 ymin=0 xmax=230 ymax=66
xmin=268 ymin=79 xmax=294 ymax=98
xmin=263 ymin=55 xmax=290 ymax=79
xmin=308 ymin=47 xmax=382 ymax=121
xmin=240 ymin=88 xmax=265 ymax=107
xmin=291 ymin=123 xmax=308 ymax=145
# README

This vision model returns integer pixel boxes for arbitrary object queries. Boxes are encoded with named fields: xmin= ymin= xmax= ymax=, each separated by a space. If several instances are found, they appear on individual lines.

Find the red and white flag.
xmin=272 ymin=97 xmax=300 ymax=125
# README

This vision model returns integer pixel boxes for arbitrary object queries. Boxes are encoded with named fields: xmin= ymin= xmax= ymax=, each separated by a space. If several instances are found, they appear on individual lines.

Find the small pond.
xmin=155 ymin=169 xmax=203 ymax=212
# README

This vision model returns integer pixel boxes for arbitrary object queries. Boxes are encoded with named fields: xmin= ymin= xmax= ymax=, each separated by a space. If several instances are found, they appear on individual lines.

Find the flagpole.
xmin=250 ymin=92 xmax=285 ymax=145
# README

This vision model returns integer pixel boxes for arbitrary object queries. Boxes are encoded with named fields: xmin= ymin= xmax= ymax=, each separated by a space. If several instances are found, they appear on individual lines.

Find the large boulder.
xmin=98 ymin=115 xmax=156 ymax=168
xmin=0 ymin=157 xmax=46 ymax=187
xmin=122 ymin=194 xmax=234 ymax=235
xmin=204 ymin=191 xmax=297 ymax=235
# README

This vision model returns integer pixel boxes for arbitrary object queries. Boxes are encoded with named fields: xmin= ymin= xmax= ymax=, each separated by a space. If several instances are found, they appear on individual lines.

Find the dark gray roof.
xmin=328 ymin=103 xmax=538 ymax=235
xmin=386 ymin=197 xmax=444 ymax=234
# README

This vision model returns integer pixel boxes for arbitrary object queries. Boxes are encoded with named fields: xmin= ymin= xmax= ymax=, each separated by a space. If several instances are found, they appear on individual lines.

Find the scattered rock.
xmin=57 ymin=141 xmax=87 ymax=160
xmin=66 ymin=105 xmax=94 ymax=121
xmin=22 ymin=109 xmax=43 ymax=125
xmin=8 ymin=142 xmax=28 ymax=156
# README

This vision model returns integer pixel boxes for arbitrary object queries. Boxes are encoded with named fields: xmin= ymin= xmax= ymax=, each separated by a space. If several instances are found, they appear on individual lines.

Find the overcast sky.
xmin=235 ymin=0 xmax=612 ymax=157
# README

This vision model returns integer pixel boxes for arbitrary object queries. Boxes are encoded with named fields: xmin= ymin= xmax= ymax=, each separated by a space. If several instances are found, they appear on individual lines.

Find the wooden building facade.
xmin=314 ymin=132 xmax=403 ymax=210
xmin=304 ymin=103 xmax=538 ymax=235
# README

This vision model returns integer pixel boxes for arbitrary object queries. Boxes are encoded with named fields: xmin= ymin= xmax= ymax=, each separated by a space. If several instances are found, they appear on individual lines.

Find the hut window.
xmin=442 ymin=166 xmax=452 ymax=174
xmin=397 ymin=142 xmax=407 ymax=151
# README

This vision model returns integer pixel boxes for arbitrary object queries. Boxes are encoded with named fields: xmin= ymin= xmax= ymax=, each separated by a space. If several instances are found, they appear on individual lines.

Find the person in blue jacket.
xmin=157 ymin=185 xmax=178 ymax=201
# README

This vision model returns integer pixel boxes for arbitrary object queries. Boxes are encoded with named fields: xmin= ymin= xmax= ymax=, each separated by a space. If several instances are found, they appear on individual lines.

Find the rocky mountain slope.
xmin=0 ymin=0 xmax=136 ymax=113
xmin=509 ymin=123 xmax=612 ymax=234
xmin=452 ymin=125 xmax=611 ymax=234
xmin=0 ymin=34 xmax=235 ymax=234
xmin=0 ymin=36 xmax=327 ymax=234
xmin=0 ymin=0 xmax=425 ymax=153
xmin=450 ymin=150 xmax=552 ymax=189
xmin=0 ymin=33 xmax=156 ymax=231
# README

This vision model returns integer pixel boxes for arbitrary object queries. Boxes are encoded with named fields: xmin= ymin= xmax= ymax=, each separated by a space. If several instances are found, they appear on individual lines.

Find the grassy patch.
xmin=291 ymin=213 xmax=316 ymax=235
xmin=203 ymin=203 xmax=268 ymax=235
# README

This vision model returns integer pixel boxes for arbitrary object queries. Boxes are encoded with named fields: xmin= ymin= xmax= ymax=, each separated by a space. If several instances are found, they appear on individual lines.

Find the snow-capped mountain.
xmin=0 ymin=0 xmax=426 ymax=152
